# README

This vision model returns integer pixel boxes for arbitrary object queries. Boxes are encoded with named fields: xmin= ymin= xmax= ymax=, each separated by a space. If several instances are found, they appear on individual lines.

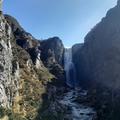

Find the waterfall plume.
xmin=64 ymin=48 xmax=77 ymax=88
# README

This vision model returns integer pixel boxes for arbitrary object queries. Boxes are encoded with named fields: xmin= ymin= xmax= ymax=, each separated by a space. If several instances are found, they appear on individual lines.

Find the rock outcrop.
xmin=40 ymin=37 xmax=65 ymax=86
xmin=73 ymin=0 xmax=120 ymax=89
xmin=5 ymin=15 xmax=43 ymax=70
xmin=72 ymin=0 xmax=120 ymax=119
xmin=40 ymin=37 xmax=64 ymax=67
xmin=0 ymin=13 xmax=19 ymax=108
xmin=0 ymin=12 xmax=65 ymax=120
xmin=72 ymin=43 xmax=83 ymax=86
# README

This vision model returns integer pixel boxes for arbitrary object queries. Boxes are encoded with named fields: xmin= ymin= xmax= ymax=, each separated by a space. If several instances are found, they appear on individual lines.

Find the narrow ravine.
xmin=59 ymin=89 xmax=96 ymax=120
xmin=63 ymin=48 xmax=96 ymax=120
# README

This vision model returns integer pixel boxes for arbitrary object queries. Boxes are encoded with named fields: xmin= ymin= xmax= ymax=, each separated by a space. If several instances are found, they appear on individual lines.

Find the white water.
xmin=63 ymin=48 xmax=96 ymax=120
xmin=60 ymin=90 xmax=96 ymax=120
xmin=64 ymin=48 xmax=77 ymax=87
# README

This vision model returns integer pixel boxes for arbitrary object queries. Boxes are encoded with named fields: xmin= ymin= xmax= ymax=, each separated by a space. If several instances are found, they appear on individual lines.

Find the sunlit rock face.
xmin=74 ymin=0 xmax=120 ymax=89
xmin=5 ymin=14 xmax=44 ymax=70
xmin=5 ymin=15 xmax=66 ymax=86
xmin=0 ymin=11 xmax=66 ymax=119
xmin=0 ymin=14 xmax=20 ymax=108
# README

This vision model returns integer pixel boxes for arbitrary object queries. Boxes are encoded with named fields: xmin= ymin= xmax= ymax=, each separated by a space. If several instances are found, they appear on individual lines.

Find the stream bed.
xmin=59 ymin=89 xmax=96 ymax=120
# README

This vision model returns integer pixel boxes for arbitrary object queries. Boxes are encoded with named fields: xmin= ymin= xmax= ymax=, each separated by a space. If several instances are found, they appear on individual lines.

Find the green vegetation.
xmin=0 ymin=107 xmax=27 ymax=120
xmin=0 ymin=107 xmax=6 ymax=118
xmin=8 ymin=111 xmax=26 ymax=120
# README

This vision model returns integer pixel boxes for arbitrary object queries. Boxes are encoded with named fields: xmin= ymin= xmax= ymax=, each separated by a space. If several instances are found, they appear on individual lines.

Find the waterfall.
xmin=64 ymin=48 xmax=77 ymax=88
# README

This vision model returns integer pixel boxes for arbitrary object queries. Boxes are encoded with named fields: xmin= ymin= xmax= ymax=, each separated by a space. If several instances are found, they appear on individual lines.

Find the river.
xmin=59 ymin=89 xmax=96 ymax=120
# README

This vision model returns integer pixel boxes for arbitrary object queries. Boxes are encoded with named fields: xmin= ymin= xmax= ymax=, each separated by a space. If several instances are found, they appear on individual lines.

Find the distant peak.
xmin=49 ymin=37 xmax=61 ymax=41
xmin=46 ymin=36 xmax=62 ymax=43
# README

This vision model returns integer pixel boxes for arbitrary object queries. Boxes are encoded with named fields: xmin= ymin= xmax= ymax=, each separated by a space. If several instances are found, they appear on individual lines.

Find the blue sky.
xmin=3 ymin=0 xmax=117 ymax=47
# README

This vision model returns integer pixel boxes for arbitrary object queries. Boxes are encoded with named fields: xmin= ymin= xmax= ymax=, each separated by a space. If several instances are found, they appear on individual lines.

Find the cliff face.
xmin=71 ymin=1 xmax=120 ymax=119
xmin=0 ymin=12 xmax=65 ymax=120
xmin=5 ymin=14 xmax=43 ymax=69
xmin=73 ymin=0 xmax=120 ymax=89
xmin=40 ymin=37 xmax=64 ymax=67
xmin=5 ymin=15 xmax=65 ymax=83
xmin=72 ymin=43 xmax=83 ymax=86
xmin=40 ymin=37 xmax=65 ymax=86
xmin=0 ymin=14 xmax=18 ymax=108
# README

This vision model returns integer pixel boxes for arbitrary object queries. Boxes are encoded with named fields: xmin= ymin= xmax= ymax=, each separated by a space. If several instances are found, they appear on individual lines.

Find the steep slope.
xmin=0 ymin=13 xmax=54 ymax=120
xmin=72 ymin=43 xmax=83 ymax=86
xmin=0 ymin=13 xmax=17 ymax=108
xmin=74 ymin=0 xmax=120 ymax=89
xmin=72 ymin=0 xmax=120 ymax=119
xmin=0 ymin=12 xmax=65 ymax=120
xmin=40 ymin=37 xmax=65 ymax=86
xmin=5 ymin=15 xmax=65 ymax=86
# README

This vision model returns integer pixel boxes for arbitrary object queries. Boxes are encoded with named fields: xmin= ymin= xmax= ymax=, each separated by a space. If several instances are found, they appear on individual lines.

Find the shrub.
xmin=0 ymin=107 xmax=5 ymax=118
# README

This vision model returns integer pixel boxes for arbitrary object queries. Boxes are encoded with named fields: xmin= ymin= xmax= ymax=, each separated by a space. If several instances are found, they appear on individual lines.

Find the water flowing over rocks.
xmin=1 ymin=0 xmax=120 ymax=119
xmin=64 ymin=47 xmax=97 ymax=120
xmin=59 ymin=89 xmax=96 ymax=120
xmin=64 ymin=48 xmax=77 ymax=88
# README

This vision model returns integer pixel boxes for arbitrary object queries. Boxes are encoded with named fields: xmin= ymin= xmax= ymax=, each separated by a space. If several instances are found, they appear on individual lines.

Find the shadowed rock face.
xmin=71 ymin=1 xmax=120 ymax=119
xmin=40 ymin=37 xmax=65 ymax=86
xmin=72 ymin=44 xmax=83 ymax=86
xmin=117 ymin=0 xmax=120 ymax=5
xmin=72 ymin=0 xmax=120 ymax=89
xmin=40 ymin=37 xmax=64 ymax=67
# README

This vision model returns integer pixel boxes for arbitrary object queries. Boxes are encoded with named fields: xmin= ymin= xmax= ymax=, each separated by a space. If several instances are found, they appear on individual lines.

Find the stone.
xmin=73 ymin=0 xmax=120 ymax=89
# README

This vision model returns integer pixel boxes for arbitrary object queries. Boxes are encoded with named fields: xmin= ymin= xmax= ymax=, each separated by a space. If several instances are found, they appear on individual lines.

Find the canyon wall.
xmin=0 ymin=12 xmax=65 ymax=120
xmin=73 ymin=0 xmax=120 ymax=89
xmin=72 ymin=0 xmax=120 ymax=119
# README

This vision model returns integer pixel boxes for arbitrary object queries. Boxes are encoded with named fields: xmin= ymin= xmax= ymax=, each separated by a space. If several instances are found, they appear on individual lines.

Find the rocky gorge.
xmin=0 ymin=12 xmax=66 ymax=120
xmin=1 ymin=0 xmax=120 ymax=120
xmin=72 ymin=0 xmax=120 ymax=119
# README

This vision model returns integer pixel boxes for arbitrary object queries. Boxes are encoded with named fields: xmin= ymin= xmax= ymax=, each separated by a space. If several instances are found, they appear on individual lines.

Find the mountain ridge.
xmin=0 ymin=11 xmax=66 ymax=120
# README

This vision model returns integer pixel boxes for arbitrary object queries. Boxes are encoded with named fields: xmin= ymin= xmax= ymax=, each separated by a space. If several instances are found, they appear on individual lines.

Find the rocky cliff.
xmin=40 ymin=37 xmax=65 ymax=86
xmin=0 ymin=12 xmax=65 ymax=120
xmin=72 ymin=0 xmax=120 ymax=119
xmin=73 ymin=0 xmax=120 ymax=89
xmin=72 ymin=43 xmax=83 ymax=86
xmin=2 ymin=0 xmax=120 ymax=119
xmin=40 ymin=37 xmax=64 ymax=67
xmin=0 ymin=13 xmax=17 ymax=108
xmin=5 ymin=15 xmax=65 ymax=86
